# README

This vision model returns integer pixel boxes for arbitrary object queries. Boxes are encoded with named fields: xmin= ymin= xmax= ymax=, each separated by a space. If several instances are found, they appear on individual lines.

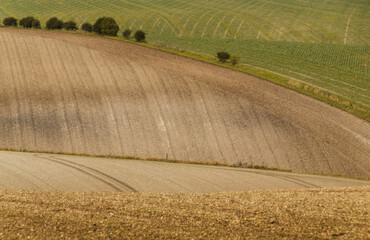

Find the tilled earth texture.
xmin=0 ymin=187 xmax=369 ymax=239
xmin=0 ymin=29 xmax=369 ymax=178
xmin=0 ymin=151 xmax=369 ymax=192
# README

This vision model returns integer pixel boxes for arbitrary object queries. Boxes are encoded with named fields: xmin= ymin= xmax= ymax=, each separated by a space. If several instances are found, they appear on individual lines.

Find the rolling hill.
xmin=0 ymin=0 xmax=369 ymax=116
xmin=0 ymin=29 xmax=369 ymax=178
xmin=1 ymin=2 xmax=369 ymax=238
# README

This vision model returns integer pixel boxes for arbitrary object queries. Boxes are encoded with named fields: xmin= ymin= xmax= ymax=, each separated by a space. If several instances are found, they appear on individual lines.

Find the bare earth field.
xmin=0 ymin=28 xmax=369 ymax=178
xmin=1 ymin=151 xmax=368 ymax=192
xmin=0 ymin=187 xmax=369 ymax=239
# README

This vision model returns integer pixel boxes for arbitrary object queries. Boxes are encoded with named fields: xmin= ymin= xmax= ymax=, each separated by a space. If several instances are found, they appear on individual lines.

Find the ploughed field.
xmin=0 ymin=0 xmax=369 ymax=113
xmin=1 ymin=151 xmax=368 ymax=192
xmin=0 ymin=29 xmax=369 ymax=178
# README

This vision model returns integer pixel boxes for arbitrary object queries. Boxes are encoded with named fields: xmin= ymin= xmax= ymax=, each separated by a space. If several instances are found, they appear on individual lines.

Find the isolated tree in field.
xmin=93 ymin=17 xmax=119 ymax=36
xmin=81 ymin=22 xmax=93 ymax=32
xmin=134 ymin=30 xmax=146 ymax=42
xmin=20 ymin=17 xmax=41 ymax=29
xmin=122 ymin=29 xmax=132 ymax=39
xmin=230 ymin=55 xmax=240 ymax=66
xmin=46 ymin=17 xmax=63 ymax=30
xmin=63 ymin=21 xmax=78 ymax=31
xmin=217 ymin=51 xmax=230 ymax=63
xmin=3 ymin=17 xmax=18 ymax=27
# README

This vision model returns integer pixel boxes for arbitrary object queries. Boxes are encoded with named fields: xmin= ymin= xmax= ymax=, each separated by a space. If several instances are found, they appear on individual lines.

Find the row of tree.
xmin=2 ymin=17 xmax=234 ymax=64
xmin=3 ymin=16 xmax=41 ymax=29
xmin=1 ymin=16 xmax=146 ymax=42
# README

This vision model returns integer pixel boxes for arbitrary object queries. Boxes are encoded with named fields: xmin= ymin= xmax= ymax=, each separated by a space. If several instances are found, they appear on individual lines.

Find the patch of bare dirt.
xmin=0 ymin=187 xmax=368 ymax=239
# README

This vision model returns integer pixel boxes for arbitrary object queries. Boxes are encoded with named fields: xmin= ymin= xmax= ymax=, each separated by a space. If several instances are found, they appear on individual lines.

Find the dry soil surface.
xmin=1 ymin=151 xmax=368 ymax=192
xmin=0 ymin=29 xmax=369 ymax=178
xmin=0 ymin=187 xmax=369 ymax=239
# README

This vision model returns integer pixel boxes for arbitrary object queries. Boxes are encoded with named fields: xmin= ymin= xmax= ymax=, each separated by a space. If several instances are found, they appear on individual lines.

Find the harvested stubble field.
xmin=0 ymin=187 xmax=369 ymax=239
xmin=0 ymin=28 xmax=369 ymax=178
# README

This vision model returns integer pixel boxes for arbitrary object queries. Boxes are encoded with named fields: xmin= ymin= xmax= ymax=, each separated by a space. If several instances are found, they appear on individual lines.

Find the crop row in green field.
xmin=150 ymin=36 xmax=369 ymax=106
xmin=1 ymin=0 xmax=368 ymax=44
xmin=0 ymin=0 xmax=369 ymax=112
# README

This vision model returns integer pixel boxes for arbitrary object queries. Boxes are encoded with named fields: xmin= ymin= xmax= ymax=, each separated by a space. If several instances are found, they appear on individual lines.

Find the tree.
xmin=93 ymin=17 xmax=104 ymax=34
xmin=101 ymin=18 xmax=119 ymax=36
xmin=20 ymin=17 xmax=41 ymax=29
xmin=20 ymin=17 xmax=33 ymax=28
xmin=81 ymin=22 xmax=93 ymax=32
xmin=134 ymin=30 xmax=146 ymax=42
xmin=93 ymin=17 xmax=119 ymax=36
xmin=230 ymin=55 xmax=240 ymax=66
xmin=3 ymin=17 xmax=18 ymax=27
xmin=32 ymin=19 xmax=41 ymax=29
xmin=46 ymin=17 xmax=63 ymax=30
xmin=217 ymin=51 xmax=230 ymax=63
xmin=122 ymin=29 xmax=132 ymax=39
xmin=63 ymin=21 xmax=78 ymax=31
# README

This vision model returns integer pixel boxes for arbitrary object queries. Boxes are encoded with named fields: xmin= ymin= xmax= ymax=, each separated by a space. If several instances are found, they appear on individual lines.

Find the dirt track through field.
xmin=0 ymin=29 xmax=369 ymax=178
xmin=0 ymin=151 xmax=368 ymax=192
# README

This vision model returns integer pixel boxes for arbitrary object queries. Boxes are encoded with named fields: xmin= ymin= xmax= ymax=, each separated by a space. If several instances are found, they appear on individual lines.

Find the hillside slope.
xmin=0 ymin=0 xmax=369 ymax=109
xmin=0 ymin=29 xmax=369 ymax=178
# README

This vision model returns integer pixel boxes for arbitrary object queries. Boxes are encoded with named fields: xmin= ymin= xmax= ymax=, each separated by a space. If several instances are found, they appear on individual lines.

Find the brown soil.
xmin=0 ymin=187 xmax=368 ymax=239
xmin=0 ymin=28 xmax=369 ymax=178
xmin=1 ymin=151 xmax=369 ymax=192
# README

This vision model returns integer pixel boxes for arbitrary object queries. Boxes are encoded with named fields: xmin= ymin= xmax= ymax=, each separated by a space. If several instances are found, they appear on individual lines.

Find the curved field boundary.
xmin=0 ymin=29 xmax=369 ymax=179
xmin=0 ymin=1 xmax=368 ymax=111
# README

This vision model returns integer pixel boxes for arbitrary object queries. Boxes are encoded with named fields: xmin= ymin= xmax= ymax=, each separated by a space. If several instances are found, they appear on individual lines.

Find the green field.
xmin=0 ymin=0 xmax=369 ymax=114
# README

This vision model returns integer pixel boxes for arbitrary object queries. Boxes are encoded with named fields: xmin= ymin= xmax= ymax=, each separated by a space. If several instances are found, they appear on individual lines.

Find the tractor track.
xmin=34 ymin=154 xmax=137 ymax=192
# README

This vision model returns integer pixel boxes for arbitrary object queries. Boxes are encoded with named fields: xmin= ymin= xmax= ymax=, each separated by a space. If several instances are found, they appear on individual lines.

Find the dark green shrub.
xmin=3 ymin=17 xmax=18 ymax=27
xmin=32 ymin=19 xmax=41 ymax=29
xmin=93 ymin=17 xmax=119 ymax=36
xmin=93 ymin=17 xmax=104 ymax=34
xmin=20 ymin=17 xmax=41 ymax=29
xmin=20 ymin=17 xmax=33 ymax=28
xmin=46 ymin=17 xmax=63 ymax=30
xmin=122 ymin=29 xmax=132 ymax=39
xmin=81 ymin=22 xmax=93 ymax=32
xmin=134 ymin=30 xmax=146 ymax=42
xmin=101 ymin=18 xmax=119 ymax=36
xmin=63 ymin=21 xmax=78 ymax=31
xmin=230 ymin=55 xmax=240 ymax=66
xmin=217 ymin=51 xmax=230 ymax=63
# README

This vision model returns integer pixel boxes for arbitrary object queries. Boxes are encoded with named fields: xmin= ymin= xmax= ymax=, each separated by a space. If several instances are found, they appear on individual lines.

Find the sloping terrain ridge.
xmin=0 ymin=29 xmax=369 ymax=178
